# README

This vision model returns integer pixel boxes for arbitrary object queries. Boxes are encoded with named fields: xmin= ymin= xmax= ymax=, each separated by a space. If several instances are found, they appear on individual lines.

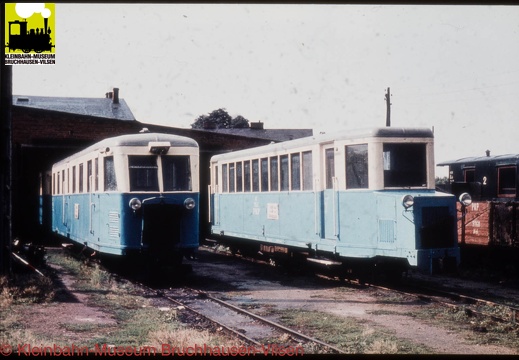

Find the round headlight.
xmin=184 ymin=198 xmax=196 ymax=210
xmin=402 ymin=194 xmax=414 ymax=209
xmin=129 ymin=198 xmax=142 ymax=211
xmin=459 ymin=192 xmax=472 ymax=207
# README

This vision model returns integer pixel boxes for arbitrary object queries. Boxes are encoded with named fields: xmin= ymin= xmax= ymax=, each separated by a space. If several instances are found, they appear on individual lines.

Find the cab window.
xmin=383 ymin=143 xmax=427 ymax=188
xmin=129 ymin=155 xmax=159 ymax=192
xmin=163 ymin=155 xmax=191 ymax=191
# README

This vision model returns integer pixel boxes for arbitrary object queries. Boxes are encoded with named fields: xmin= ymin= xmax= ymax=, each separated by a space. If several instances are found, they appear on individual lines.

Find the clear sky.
xmin=11 ymin=4 xmax=519 ymax=177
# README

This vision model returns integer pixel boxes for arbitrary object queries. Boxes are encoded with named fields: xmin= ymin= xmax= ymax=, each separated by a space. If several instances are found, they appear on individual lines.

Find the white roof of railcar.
xmin=54 ymin=133 xmax=198 ymax=167
xmin=210 ymin=127 xmax=434 ymax=162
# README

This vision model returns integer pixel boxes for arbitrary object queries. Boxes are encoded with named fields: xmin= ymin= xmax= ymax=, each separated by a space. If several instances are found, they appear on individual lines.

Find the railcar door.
xmin=87 ymin=158 xmax=101 ymax=246
xmin=60 ymin=170 xmax=70 ymax=234
xmin=320 ymin=146 xmax=339 ymax=240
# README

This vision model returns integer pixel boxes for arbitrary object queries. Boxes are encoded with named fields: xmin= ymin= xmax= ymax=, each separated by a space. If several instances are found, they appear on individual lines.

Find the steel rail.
xmin=408 ymin=284 xmax=519 ymax=325
xmin=192 ymin=288 xmax=346 ymax=354
xmin=145 ymin=287 xmax=264 ymax=347
xmin=369 ymin=282 xmax=519 ymax=326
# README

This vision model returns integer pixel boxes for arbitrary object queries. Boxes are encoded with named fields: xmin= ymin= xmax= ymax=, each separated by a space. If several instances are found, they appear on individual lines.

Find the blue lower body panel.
xmin=211 ymin=190 xmax=459 ymax=273
xmin=52 ymin=192 xmax=199 ymax=258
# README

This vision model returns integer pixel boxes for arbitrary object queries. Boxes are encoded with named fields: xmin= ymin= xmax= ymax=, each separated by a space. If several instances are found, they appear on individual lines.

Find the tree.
xmin=191 ymin=108 xmax=250 ymax=129
xmin=231 ymin=115 xmax=249 ymax=129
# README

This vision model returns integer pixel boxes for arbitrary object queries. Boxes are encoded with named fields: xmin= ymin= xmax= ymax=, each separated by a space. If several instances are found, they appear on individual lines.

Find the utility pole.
xmin=385 ymin=87 xmax=391 ymax=127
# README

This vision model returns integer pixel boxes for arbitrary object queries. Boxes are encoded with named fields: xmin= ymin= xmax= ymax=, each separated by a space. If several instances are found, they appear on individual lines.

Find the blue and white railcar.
xmin=209 ymin=127 xmax=465 ymax=275
xmin=51 ymin=133 xmax=199 ymax=262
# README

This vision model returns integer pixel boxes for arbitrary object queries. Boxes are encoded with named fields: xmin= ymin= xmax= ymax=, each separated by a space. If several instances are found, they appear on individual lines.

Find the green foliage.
xmin=435 ymin=176 xmax=449 ymax=185
xmin=273 ymin=309 xmax=431 ymax=354
xmin=191 ymin=108 xmax=250 ymax=129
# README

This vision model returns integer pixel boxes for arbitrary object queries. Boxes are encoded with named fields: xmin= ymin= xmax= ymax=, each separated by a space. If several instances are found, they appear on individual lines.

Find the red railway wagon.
xmin=438 ymin=153 xmax=519 ymax=248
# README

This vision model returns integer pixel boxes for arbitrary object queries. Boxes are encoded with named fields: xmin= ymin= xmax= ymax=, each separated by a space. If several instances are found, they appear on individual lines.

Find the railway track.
xmin=62 ymin=248 xmax=345 ymax=354
xmin=139 ymin=285 xmax=346 ymax=355
xmin=204 ymin=242 xmax=519 ymax=327
xmin=53 ymin=244 xmax=519 ymax=354
xmin=386 ymin=282 xmax=519 ymax=326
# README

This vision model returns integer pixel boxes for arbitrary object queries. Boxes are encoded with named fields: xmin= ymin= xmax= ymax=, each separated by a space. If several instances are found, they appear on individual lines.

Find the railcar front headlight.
xmin=402 ymin=194 xmax=414 ymax=209
xmin=184 ymin=198 xmax=196 ymax=210
xmin=129 ymin=197 xmax=142 ymax=211
xmin=459 ymin=192 xmax=472 ymax=207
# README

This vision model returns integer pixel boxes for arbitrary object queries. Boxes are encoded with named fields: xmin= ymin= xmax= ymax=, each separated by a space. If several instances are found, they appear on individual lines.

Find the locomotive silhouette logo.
xmin=4 ymin=3 xmax=55 ymax=55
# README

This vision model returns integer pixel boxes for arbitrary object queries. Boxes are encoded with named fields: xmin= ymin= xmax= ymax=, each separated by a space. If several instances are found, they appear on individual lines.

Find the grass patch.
xmin=0 ymin=273 xmax=55 ymax=306
xmin=368 ymin=309 xmax=412 ymax=317
xmin=1 ymin=249 xmax=245 ymax=351
xmin=272 ymin=308 xmax=432 ymax=354
xmin=412 ymin=304 xmax=519 ymax=349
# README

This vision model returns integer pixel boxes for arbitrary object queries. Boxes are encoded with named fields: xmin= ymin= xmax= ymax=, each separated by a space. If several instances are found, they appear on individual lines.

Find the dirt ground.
xmin=187 ymin=248 xmax=519 ymax=355
xmin=16 ymin=248 xmax=519 ymax=355
xmin=13 ymin=264 xmax=118 ymax=345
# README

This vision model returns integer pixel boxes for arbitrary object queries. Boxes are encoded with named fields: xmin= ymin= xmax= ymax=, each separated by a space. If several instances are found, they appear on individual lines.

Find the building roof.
xmin=12 ymin=94 xmax=136 ymax=121
xmin=201 ymin=128 xmax=313 ymax=142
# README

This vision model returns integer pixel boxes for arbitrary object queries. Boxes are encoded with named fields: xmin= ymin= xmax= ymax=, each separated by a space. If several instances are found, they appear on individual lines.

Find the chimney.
xmin=113 ymin=88 xmax=119 ymax=104
xmin=250 ymin=121 xmax=264 ymax=130
xmin=486 ymin=150 xmax=490 ymax=157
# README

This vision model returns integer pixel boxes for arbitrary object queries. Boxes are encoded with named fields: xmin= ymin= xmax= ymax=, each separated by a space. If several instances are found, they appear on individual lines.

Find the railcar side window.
xmin=128 ymin=155 xmax=159 ymax=192
xmin=87 ymin=160 xmax=92 ymax=192
xmin=104 ymin=156 xmax=117 ymax=191
xmin=346 ymin=144 xmax=368 ymax=189
xmin=94 ymin=158 xmax=99 ymax=192
xmin=302 ymin=151 xmax=313 ymax=191
xmin=383 ymin=143 xmax=427 ymax=188
xmin=270 ymin=156 xmax=279 ymax=191
xmin=72 ymin=166 xmax=76 ymax=193
xmin=222 ymin=164 xmax=228 ymax=192
xmin=280 ymin=155 xmax=289 ymax=191
xmin=252 ymin=159 xmax=260 ymax=192
xmin=163 ymin=155 xmax=191 ymax=191
xmin=325 ymin=148 xmax=335 ymax=189
xmin=291 ymin=153 xmax=301 ymax=191
xmin=244 ymin=161 xmax=251 ymax=192
xmin=66 ymin=170 xmax=69 ymax=193
xmin=497 ymin=166 xmax=517 ymax=197
xmin=261 ymin=158 xmax=269 ymax=192
xmin=214 ymin=165 xmax=219 ymax=190
xmin=464 ymin=168 xmax=475 ymax=183
xmin=79 ymin=164 xmax=84 ymax=193
xmin=229 ymin=163 xmax=235 ymax=193
xmin=236 ymin=162 xmax=243 ymax=192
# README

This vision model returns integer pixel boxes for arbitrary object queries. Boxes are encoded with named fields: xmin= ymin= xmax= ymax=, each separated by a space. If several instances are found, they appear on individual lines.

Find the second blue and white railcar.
xmin=209 ymin=127 xmax=462 ymax=275
xmin=51 ymin=133 xmax=199 ymax=262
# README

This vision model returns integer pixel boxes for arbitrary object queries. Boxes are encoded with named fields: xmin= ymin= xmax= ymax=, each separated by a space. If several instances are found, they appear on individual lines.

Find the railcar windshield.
xmin=383 ymin=143 xmax=427 ymax=187
xmin=128 ymin=155 xmax=193 ymax=192
xmin=129 ymin=155 xmax=159 ymax=192
xmin=163 ymin=155 xmax=192 ymax=191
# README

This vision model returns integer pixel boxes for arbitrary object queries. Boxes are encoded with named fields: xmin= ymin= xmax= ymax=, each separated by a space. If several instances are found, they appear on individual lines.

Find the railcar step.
xmin=307 ymin=258 xmax=342 ymax=266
